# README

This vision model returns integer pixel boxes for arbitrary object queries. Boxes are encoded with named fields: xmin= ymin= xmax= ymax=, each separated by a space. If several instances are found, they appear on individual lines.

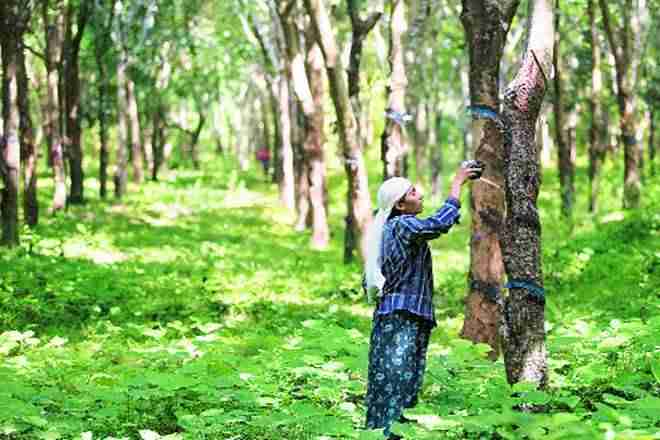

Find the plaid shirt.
xmin=375 ymin=197 xmax=461 ymax=326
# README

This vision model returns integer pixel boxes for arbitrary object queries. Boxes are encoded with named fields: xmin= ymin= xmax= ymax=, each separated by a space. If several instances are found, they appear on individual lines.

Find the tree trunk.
xmin=587 ymin=0 xmax=606 ymax=212
xmin=1 ymin=3 xmax=22 ymax=245
xmin=650 ymin=110 xmax=656 ymax=177
xmin=151 ymin=103 xmax=166 ymax=181
xmin=190 ymin=111 xmax=205 ymax=170
xmin=126 ymin=77 xmax=143 ymax=183
xmin=499 ymin=0 xmax=553 ymax=387
xmin=64 ymin=0 xmax=89 ymax=205
xmin=414 ymin=101 xmax=427 ymax=185
xmin=305 ymin=44 xmax=329 ymax=248
xmin=430 ymin=109 xmax=443 ymax=198
xmin=44 ymin=1 xmax=67 ymax=212
xmin=599 ymin=0 xmax=647 ymax=209
xmin=381 ymin=0 xmax=408 ymax=180
xmin=114 ymin=48 xmax=129 ymax=198
xmin=459 ymin=0 xmax=519 ymax=360
xmin=18 ymin=46 xmax=38 ymax=227
xmin=552 ymin=2 xmax=575 ymax=222
xmin=461 ymin=65 xmax=472 ymax=161
xmin=92 ymin=2 xmax=114 ymax=199
xmin=304 ymin=0 xmax=373 ymax=263
xmin=346 ymin=0 xmax=380 ymax=259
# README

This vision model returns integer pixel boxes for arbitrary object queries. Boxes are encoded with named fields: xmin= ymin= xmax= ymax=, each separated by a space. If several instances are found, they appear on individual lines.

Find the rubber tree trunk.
xmin=650 ymin=110 xmax=656 ymax=177
xmin=306 ymin=44 xmax=329 ymax=249
xmin=414 ymin=101 xmax=428 ymax=185
xmin=64 ymin=0 xmax=89 ymax=205
xmin=18 ymin=47 xmax=38 ymax=227
xmin=552 ymin=1 xmax=575 ymax=222
xmin=304 ymin=0 xmax=373 ymax=263
xmin=599 ymin=0 xmax=647 ymax=209
xmin=126 ymin=77 xmax=143 ymax=183
xmin=499 ymin=0 xmax=553 ymax=387
xmin=587 ymin=0 xmax=607 ymax=212
xmin=269 ymin=2 xmax=296 ymax=212
xmin=430 ymin=110 xmax=443 ymax=198
xmin=381 ymin=0 xmax=408 ymax=180
xmin=1 ymin=3 xmax=22 ymax=246
xmin=459 ymin=0 xmax=519 ymax=360
xmin=114 ymin=48 xmax=129 ymax=199
xmin=346 ymin=0 xmax=381 ymax=259
xmin=44 ymin=1 xmax=67 ymax=212
xmin=92 ymin=2 xmax=114 ymax=199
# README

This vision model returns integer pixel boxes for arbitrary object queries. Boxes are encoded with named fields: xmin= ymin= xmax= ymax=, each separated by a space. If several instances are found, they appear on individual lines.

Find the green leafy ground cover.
xmin=1 ymin=156 xmax=659 ymax=440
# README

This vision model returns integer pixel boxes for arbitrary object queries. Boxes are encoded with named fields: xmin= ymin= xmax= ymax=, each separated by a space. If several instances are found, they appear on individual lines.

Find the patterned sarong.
xmin=365 ymin=311 xmax=432 ymax=436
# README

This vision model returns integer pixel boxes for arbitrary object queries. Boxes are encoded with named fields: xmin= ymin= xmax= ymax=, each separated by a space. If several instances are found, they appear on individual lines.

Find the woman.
xmin=363 ymin=164 xmax=479 ymax=439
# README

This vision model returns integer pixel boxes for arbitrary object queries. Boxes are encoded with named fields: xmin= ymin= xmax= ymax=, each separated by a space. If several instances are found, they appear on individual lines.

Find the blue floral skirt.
xmin=365 ymin=311 xmax=432 ymax=436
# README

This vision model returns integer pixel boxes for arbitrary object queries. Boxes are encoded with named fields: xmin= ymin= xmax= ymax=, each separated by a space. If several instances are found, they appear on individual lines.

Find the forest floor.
xmin=1 ymin=156 xmax=659 ymax=439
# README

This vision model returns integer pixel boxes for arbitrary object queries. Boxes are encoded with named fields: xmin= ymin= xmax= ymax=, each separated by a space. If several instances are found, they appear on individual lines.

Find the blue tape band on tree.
xmin=470 ymin=279 xmax=500 ymax=302
xmin=467 ymin=105 xmax=501 ymax=121
xmin=623 ymin=135 xmax=637 ymax=146
xmin=504 ymin=279 xmax=545 ymax=302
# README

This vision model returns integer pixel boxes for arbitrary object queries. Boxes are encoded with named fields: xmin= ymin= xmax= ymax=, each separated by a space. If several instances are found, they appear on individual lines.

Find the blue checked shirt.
xmin=375 ymin=197 xmax=461 ymax=326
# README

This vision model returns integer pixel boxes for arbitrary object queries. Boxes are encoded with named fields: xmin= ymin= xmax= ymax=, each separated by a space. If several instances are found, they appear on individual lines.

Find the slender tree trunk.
xmin=114 ymin=48 xmax=129 ymax=198
xmin=18 ymin=47 xmax=38 ymax=227
xmin=64 ymin=0 xmax=88 ymax=205
xmin=552 ymin=2 xmax=575 ymax=222
xmin=588 ymin=0 xmax=606 ymax=212
xmin=1 ymin=4 xmax=22 ymax=245
xmin=305 ymin=0 xmax=373 ymax=263
xmin=126 ymin=77 xmax=143 ymax=183
xmin=347 ymin=0 xmax=381 ymax=258
xmin=459 ymin=0 xmax=519 ymax=359
xmin=381 ymin=0 xmax=408 ymax=180
xmin=461 ymin=65 xmax=472 ymax=161
xmin=97 ymin=56 xmax=109 ymax=198
xmin=430 ymin=109 xmax=443 ymax=198
xmin=650 ymin=110 xmax=656 ymax=177
xmin=269 ymin=80 xmax=281 ymax=184
xmin=599 ymin=0 xmax=647 ymax=209
xmin=414 ymin=100 xmax=427 ymax=185
xmin=151 ymin=103 xmax=165 ymax=181
xmin=499 ymin=0 xmax=553 ymax=387
xmin=305 ymin=44 xmax=329 ymax=248
xmin=92 ymin=2 xmax=114 ymax=200
xmin=44 ymin=1 xmax=67 ymax=212
xmin=190 ymin=111 xmax=205 ymax=170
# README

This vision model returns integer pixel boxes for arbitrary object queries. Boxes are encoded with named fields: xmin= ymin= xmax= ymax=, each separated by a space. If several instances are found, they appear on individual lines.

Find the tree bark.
xmin=304 ymin=0 xmax=373 ymax=263
xmin=459 ymin=0 xmax=519 ymax=360
xmin=269 ymin=1 xmax=296 ymax=212
xmin=499 ymin=0 xmax=553 ymax=387
xmin=414 ymin=101 xmax=428 ymax=184
xmin=0 ymin=1 xmax=23 ymax=246
xmin=347 ymin=0 xmax=381 ymax=152
xmin=305 ymin=44 xmax=329 ymax=248
xmin=430 ymin=109 xmax=443 ymax=198
xmin=126 ymin=77 xmax=143 ymax=183
xmin=599 ymin=0 xmax=647 ymax=209
xmin=18 ymin=46 xmax=38 ymax=227
xmin=587 ymin=0 xmax=606 ymax=212
xmin=114 ymin=47 xmax=130 ymax=198
xmin=552 ymin=1 xmax=575 ymax=222
xmin=346 ymin=0 xmax=380 ymax=260
xmin=44 ymin=0 xmax=67 ymax=212
xmin=650 ymin=110 xmax=656 ymax=177
xmin=381 ymin=0 xmax=408 ymax=180
xmin=64 ymin=0 xmax=89 ymax=205
xmin=92 ymin=1 xmax=114 ymax=199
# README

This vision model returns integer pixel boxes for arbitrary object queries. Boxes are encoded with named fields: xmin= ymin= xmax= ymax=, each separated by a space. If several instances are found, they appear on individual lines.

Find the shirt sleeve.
xmin=396 ymin=197 xmax=461 ymax=242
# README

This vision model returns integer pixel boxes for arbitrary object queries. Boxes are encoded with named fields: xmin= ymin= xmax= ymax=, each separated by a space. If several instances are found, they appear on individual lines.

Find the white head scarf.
xmin=364 ymin=177 xmax=412 ymax=302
